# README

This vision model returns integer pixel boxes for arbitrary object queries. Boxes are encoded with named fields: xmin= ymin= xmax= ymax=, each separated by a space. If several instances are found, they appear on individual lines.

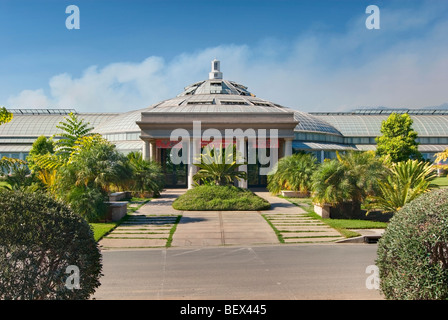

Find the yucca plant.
xmin=193 ymin=144 xmax=247 ymax=186
xmin=368 ymin=159 xmax=437 ymax=213
xmin=267 ymin=152 xmax=318 ymax=195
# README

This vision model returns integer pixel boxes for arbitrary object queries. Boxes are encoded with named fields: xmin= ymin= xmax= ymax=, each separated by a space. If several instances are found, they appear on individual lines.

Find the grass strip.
xmin=261 ymin=214 xmax=284 ymax=243
xmin=165 ymin=215 xmax=182 ymax=248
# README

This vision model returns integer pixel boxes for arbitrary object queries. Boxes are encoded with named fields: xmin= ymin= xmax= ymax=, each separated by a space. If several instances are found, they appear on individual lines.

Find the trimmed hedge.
xmin=376 ymin=188 xmax=448 ymax=299
xmin=0 ymin=190 xmax=102 ymax=300
xmin=172 ymin=185 xmax=271 ymax=211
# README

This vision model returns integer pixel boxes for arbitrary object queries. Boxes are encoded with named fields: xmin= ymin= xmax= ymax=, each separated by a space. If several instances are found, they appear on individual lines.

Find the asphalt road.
xmin=93 ymin=243 xmax=383 ymax=300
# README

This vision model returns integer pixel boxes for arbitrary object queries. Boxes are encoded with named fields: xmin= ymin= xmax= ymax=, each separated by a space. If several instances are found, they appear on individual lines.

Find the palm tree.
xmin=267 ymin=152 xmax=318 ymax=195
xmin=193 ymin=145 xmax=247 ymax=186
xmin=126 ymin=151 xmax=164 ymax=197
xmin=311 ymin=151 xmax=387 ymax=217
xmin=368 ymin=159 xmax=437 ymax=213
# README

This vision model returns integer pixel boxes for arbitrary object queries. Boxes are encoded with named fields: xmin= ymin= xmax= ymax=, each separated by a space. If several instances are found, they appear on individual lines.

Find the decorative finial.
xmin=209 ymin=59 xmax=223 ymax=80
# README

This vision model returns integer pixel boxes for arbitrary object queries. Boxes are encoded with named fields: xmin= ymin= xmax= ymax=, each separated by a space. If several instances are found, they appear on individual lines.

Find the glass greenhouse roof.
xmin=312 ymin=114 xmax=448 ymax=137
xmin=293 ymin=111 xmax=342 ymax=136
xmin=0 ymin=112 xmax=118 ymax=137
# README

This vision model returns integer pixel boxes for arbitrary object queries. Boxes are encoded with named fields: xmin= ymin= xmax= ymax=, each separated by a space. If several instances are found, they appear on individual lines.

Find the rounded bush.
xmin=172 ymin=185 xmax=271 ymax=211
xmin=0 ymin=190 xmax=102 ymax=300
xmin=376 ymin=188 xmax=448 ymax=299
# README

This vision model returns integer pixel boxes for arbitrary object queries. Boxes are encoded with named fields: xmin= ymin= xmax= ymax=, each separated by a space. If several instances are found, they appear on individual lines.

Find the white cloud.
xmin=6 ymin=3 xmax=448 ymax=112
xmin=7 ymin=89 xmax=50 ymax=108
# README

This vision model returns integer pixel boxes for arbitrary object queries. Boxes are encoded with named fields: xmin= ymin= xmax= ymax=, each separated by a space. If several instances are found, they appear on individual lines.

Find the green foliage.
xmin=126 ymin=151 xmax=164 ymax=197
xmin=193 ymin=145 xmax=247 ymax=186
xmin=64 ymin=185 xmax=108 ymax=222
xmin=376 ymin=188 xmax=448 ymax=299
xmin=311 ymin=151 xmax=386 ymax=206
xmin=55 ymin=138 xmax=131 ymax=221
xmin=65 ymin=138 xmax=131 ymax=192
xmin=368 ymin=159 xmax=437 ymax=213
xmin=0 ymin=190 xmax=102 ymax=300
xmin=0 ymin=157 xmax=27 ymax=177
xmin=26 ymin=136 xmax=55 ymax=172
xmin=435 ymin=148 xmax=448 ymax=163
xmin=375 ymin=113 xmax=422 ymax=162
xmin=55 ymin=112 xmax=94 ymax=159
xmin=172 ymin=185 xmax=271 ymax=211
xmin=3 ymin=164 xmax=37 ymax=191
xmin=0 ymin=107 xmax=12 ymax=125
xmin=267 ymin=152 xmax=318 ymax=194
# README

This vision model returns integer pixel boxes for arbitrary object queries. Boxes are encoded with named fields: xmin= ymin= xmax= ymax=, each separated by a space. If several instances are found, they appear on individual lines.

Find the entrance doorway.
xmin=160 ymin=148 xmax=188 ymax=188
xmin=247 ymin=148 xmax=270 ymax=188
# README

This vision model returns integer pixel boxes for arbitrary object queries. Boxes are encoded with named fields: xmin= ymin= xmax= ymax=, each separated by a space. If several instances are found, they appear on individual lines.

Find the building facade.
xmin=1 ymin=60 xmax=448 ymax=187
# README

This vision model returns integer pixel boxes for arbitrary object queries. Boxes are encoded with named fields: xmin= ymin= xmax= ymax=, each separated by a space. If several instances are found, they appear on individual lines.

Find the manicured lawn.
xmin=432 ymin=176 xmax=448 ymax=187
xmin=90 ymin=222 xmax=119 ymax=242
xmin=282 ymin=196 xmax=388 ymax=238
xmin=173 ymin=185 xmax=271 ymax=211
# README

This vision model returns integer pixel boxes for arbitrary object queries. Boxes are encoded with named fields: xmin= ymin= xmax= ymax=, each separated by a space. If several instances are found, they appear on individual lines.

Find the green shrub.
xmin=0 ymin=190 xmax=102 ymax=300
xmin=172 ymin=185 xmax=271 ymax=211
xmin=267 ymin=152 xmax=318 ymax=194
xmin=376 ymin=188 xmax=448 ymax=299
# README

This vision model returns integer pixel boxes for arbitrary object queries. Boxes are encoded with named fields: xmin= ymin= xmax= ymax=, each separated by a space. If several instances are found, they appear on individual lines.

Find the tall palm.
xmin=193 ymin=145 xmax=247 ymax=186
xmin=267 ymin=153 xmax=318 ymax=194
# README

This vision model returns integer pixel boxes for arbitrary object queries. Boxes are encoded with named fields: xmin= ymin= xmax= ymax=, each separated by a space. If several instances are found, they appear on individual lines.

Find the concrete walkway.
xmin=254 ymin=191 xmax=345 ymax=243
xmin=99 ymin=190 xmax=184 ymax=250
xmin=99 ymin=188 xmax=345 ymax=250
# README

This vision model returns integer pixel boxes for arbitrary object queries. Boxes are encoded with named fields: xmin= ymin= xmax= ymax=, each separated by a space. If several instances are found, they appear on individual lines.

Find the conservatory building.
xmin=1 ymin=60 xmax=448 ymax=188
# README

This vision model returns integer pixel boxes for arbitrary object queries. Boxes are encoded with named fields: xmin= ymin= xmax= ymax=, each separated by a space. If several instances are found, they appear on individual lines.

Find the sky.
xmin=0 ymin=0 xmax=447 ymax=113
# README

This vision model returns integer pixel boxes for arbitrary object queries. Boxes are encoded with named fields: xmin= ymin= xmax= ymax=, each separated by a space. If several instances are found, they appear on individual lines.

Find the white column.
xmin=142 ymin=140 xmax=150 ymax=161
xmin=238 ymin=164 xmax=248 ymax=189
xmin=237 ymin=138 xmax=248 ymax=188
xmin=284 ymin=138 xmax=293 ymax=157
xmin=187 ymin=138 xmax=201 ymax=189
xmin=149 ymin=141 xmax=156 ymax=162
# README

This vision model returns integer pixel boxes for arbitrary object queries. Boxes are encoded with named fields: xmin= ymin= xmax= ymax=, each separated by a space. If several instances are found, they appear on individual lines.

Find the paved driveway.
xmin=99 ymin=188 xmax=345 ymax=250
xmin=93 ymin=244 xmax=382 ymax=300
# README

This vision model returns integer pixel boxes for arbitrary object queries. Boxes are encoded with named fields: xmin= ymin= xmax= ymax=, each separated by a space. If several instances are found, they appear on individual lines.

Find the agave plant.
xmin=368 ymin=159 xmax=437 ymax=213
xmin=193 ymin=144 xmax=247 ymax=186
xmin=267 ymin=152 xmax=318 ymax=195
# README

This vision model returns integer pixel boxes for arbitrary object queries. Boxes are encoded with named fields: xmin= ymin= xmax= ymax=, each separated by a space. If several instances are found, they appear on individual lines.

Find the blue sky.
xmin=0 ymin=0 xmax=447 ymax=112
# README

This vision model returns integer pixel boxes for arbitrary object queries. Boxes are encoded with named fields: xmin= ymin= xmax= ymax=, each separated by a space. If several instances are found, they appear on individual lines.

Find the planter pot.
xmin=330 ymin=202 xmax=362 ymax=219
xmin=314 ymin=203 xmax=331 ymax=219
xmin=142 ymin=191 xmax=154 ymax=198
xmin=281 ymin=190 xmax=309 ymax=198
xmin=314 ymin=202 xmax=362 ymax=219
